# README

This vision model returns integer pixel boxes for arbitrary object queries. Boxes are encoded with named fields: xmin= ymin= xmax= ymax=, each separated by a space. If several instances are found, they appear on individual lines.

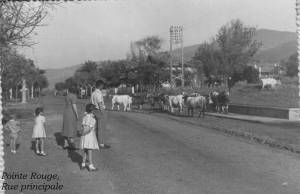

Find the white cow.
xmin=161 ymin=82 xmax=171 ymax=89
xmin=167 ymin=95 xmax=184 ymax=113
xmin=261 ymin=78 xmax=281 ymax=89
xmin=111 ymin=95 xmax=132 ymax=111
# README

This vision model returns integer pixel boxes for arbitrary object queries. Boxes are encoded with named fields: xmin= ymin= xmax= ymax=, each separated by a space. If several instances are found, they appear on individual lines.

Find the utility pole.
xmin=169 ymin=25 xmax=184 ymax=87
xmin=181 ymin=27 xmax=184 ymax=87
xmin=169 ymin=27 xmax=173 ymax=86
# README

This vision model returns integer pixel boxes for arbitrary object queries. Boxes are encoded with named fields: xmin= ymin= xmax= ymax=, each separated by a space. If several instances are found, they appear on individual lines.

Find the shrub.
xmin=243 ymin=66 xmax=259 ymax=83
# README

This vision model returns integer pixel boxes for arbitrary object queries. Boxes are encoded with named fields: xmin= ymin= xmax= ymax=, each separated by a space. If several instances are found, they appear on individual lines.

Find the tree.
xmin=0 ymin=2 xmax=55 ymax=47
xmin=284 ymin=53 xmax=298 ymax=77
xmin=128 ymin=36 xmax=169 ymax=88
xmin=193 ymin=41 xmax=221 ymax=78
xmin=1 ymin=52 xmax=48 ymax=99
xmin=55 ymin=82 xmax=65 ymax=91
xmin=243 ymin=66 xmax=259 ymax=83
xmin=74 ymin=61 xmax=100 ymax=93
xmin=64 ymin=77 xmax=77 ymax=91
xmin=1 ymin=2 xmax=55 ymax=95
xmin=129 ymin=36 xmax=163 ymax=61
xmin=216 ymin=19 xmax=261 ymax=77
xmin=193 ymin=19 xmax=261 ymax=87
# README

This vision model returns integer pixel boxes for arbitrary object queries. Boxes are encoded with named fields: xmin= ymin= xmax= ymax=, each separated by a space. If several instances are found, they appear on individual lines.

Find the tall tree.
xmin=284 ymin=53 xmax=298 ymax=77
xmin=0 ymin=1 xmax=55 ymax=47
xmin=216 ymin=19 xmax=261 ymax=77
xmin=193 ymin=41 xmax=221 ymax=78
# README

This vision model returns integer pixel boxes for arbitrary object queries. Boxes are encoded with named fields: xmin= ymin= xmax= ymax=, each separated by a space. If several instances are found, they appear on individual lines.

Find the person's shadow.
xmin=54 ymin=132 xmax=64 ymax=148
xmin=54 ymin=132 xmax=83 ymax=168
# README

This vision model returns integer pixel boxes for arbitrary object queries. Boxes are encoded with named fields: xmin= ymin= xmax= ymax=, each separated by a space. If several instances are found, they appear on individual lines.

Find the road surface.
xmin=4 ymin=96 xmax=300 ymax=194
xmin=89 ymin=110 xmax=300 ymax=194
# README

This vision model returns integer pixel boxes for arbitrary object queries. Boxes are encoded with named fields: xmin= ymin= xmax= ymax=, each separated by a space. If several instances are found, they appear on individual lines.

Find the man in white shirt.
xmin=91 ymin=80 xmax=110 ymax=149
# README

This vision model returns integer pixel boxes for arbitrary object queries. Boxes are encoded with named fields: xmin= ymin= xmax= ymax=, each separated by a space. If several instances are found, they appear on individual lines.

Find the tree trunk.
xmin=31 ymin=85 xmax=34 ymax=99
xmin=21 ymin=78 xmax=27 ymax=103
xmin=9 ymin=88 xmax=12 ymax=100
xmin=15 ymin=86 xmax=18 ymax=102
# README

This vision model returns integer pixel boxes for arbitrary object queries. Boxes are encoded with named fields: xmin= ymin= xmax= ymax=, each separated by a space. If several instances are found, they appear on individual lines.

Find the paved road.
xmin=4 ymin=96 xmax=300 ymax=194
xmin=93 ymin=110 xmax=300 ymax=194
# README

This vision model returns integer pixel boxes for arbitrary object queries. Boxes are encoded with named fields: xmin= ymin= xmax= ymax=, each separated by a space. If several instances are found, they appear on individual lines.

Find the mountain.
xmin=254 ymin=40 xmax=297 ymax=63
xmin=45 ymin=29 xmax=297 ymax=89
xmin=253 ymin=29 xmax=296 ymax=51
xmin=45 ymin=64 xmax=82 ymax=89
xmin=253 ymin=29 xmax=296 ymax=63
xmin=172 ymin=29 xmax=297 ymax=64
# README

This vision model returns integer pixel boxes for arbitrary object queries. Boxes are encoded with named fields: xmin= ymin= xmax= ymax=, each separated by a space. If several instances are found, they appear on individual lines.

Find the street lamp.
xmin=169 ymin=25 xmax=184 ymax=87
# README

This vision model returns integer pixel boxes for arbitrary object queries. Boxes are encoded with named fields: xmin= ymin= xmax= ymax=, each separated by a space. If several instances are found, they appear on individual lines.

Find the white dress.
xmin=80 ymin=114 xmax=99 ymax=150
xmin=32 ymin=115 xmax=46 ymax=138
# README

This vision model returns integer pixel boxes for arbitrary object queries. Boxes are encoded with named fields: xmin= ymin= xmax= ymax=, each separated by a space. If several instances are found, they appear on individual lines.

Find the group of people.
xmin=4 ymin=105 xmax=48 ymax=156
xmin=4 ymin=79 xmax=110 ymax=172
xmin=61 ymin=79 xmax=110 ymax=171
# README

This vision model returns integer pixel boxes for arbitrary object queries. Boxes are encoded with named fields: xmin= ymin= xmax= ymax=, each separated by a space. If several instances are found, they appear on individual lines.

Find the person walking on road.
xmin=62 ymin=86 xmax=79 ymax=149
xmin=91 ymin=80 xmax=110 ymax=149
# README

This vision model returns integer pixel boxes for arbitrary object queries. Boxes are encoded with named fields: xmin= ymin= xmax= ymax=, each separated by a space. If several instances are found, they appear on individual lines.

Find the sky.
xmin=21 ymin=0 xmax=296 ymax=69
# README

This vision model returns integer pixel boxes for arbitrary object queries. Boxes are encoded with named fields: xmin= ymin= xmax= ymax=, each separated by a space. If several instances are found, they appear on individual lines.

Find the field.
xmin=230 ymin=83 xmax=299 ymax=108
xmin=136 ymin=82 xmax=300 ymax=108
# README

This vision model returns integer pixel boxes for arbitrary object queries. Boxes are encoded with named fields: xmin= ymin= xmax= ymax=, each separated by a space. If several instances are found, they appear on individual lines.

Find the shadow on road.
xmin=54 ymin=132 xmax=82 ymax=167
xmin=67 ymin=149 xmax=82 ymax=168
xmin=54 ymin=132 xmax=65 ymax=148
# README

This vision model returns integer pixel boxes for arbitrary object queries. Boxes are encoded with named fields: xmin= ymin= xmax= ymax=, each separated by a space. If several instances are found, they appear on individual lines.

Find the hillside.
xmin=254 ymin=40 xmax=296 ymax=63
xmin=253 ymin=29 xmax=296 ymax=51
xmin=46 ymin=29 xmax=297 ymax=89
xmin=45 ymin=64 xmax=82 ymax=89
xmin=172 ymin=29 xmax=297 ymax=63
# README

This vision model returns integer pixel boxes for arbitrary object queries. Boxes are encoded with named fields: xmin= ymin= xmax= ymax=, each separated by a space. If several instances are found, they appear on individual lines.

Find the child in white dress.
xmin=32 ymin=107 xmax=47 ymax=156
xmin=80 ymin=104 xmax=99 ymax=171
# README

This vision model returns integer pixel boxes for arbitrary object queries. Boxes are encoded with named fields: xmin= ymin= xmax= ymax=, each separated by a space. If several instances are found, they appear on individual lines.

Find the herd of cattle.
xmin=110 ymin=77 xmax=280 ymax=116
xmin=110 ymin=91 xmax=230 ymax=117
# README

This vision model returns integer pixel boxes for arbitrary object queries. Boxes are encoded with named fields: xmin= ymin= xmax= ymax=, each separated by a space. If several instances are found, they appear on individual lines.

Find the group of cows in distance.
xmin=110 ymin=90 xmax=230 ymax=117
xmin=109 ymin=77 xmax=281 ymax=117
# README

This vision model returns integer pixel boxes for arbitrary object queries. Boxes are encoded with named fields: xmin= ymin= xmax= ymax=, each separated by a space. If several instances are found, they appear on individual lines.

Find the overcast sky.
xmin=21 ymin=0 xmax=296 ymax=69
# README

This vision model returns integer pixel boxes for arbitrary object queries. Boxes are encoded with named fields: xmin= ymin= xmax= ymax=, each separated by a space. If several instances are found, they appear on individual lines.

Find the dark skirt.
xmin=62 ymin=107 xmax=77 ymax=138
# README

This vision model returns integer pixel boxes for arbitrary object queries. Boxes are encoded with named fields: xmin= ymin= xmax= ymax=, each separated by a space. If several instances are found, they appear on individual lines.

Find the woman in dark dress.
xmin=62 ymin=87 xmax=79 ymax=149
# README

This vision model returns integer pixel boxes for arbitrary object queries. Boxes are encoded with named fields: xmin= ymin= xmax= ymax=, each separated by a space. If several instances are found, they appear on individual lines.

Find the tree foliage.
xmin=74 ymin=61 xmax=99 ymax=88
xmin=193 ymin=19 xmax=261 ymax=86
xmin=284 ymin=53 xmax=298 ymax=77
xmin=216 ymin=19 xmax=261 ymax=76
xmin=2 ymin=51 xmax=48 ymax=98
xmin=193 ymin=41 xmax=221 ymax=77
xmin=0 ymin=1 xmax=55 ymax=47
xmin=243 ymin=66 xmax=259 ymax=83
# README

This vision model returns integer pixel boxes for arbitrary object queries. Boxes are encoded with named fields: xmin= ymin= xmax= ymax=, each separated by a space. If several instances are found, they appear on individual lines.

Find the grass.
xmin=230 ymin=84 xmax=299 ymax=108
xmin=147 ymin=83 xmax=300 ymax=108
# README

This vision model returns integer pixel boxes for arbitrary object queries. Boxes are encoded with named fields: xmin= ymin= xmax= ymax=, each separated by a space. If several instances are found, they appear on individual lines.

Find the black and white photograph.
xmin=1 ymin=0 xmax=300 ymax=193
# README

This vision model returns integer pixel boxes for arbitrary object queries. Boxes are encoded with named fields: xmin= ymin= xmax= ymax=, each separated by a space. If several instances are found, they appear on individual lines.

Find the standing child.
xmin=32 ymin=107 xmax=47 ymax=156
xmin=4 ymin=114 xmax=21 ymax=154
xmin=80 ymin=104 xmax=99 ymax=171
